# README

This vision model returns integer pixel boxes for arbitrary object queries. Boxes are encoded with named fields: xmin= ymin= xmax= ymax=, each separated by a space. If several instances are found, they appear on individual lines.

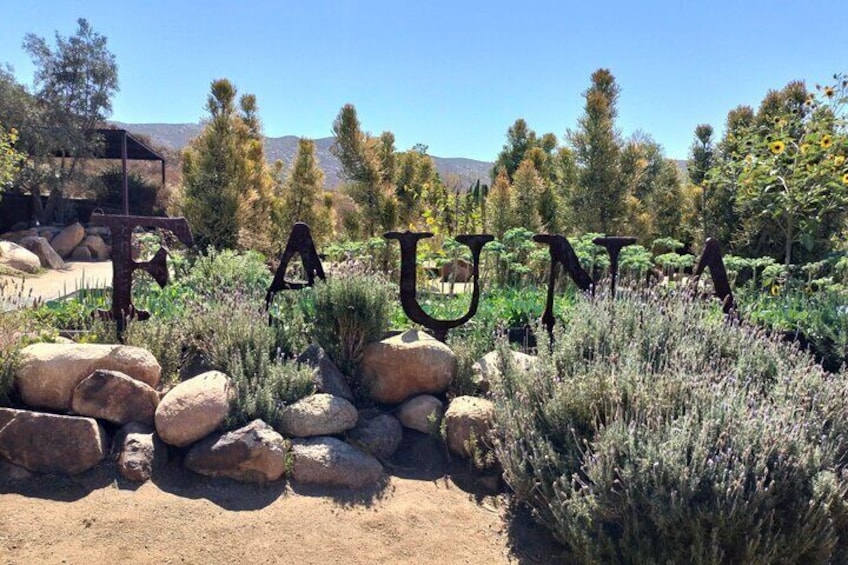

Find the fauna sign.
xmin=100 ymin=217 xmax=734 ymax=340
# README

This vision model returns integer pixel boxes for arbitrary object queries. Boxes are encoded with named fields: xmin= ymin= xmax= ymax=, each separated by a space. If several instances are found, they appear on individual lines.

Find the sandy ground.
xmin=0 ymin=436 xmax=567 ymax=565
xmin=0 ymin=261 xmax=113 ymax=307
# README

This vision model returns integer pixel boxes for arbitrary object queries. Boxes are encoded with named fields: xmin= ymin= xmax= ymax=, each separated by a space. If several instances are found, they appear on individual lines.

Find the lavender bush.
xmin=493 ymin=287 xmax=848 ymax=563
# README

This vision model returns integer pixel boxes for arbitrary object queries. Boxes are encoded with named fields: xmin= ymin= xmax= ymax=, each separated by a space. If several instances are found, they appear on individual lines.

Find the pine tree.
xmin=567 ymin=69 xmax=624 ymax=234
xmin=331 ymin=104 xmax=397 ymax=236
xmin=512 ymin=159 xmax=543 ymax=231
xmin=182 ymin=79 xmax=277 ymax=252
xmin=279 ymin=138 xmax=331 ymax=244
xmin=488 ymin=168 xmax=515 ymax=238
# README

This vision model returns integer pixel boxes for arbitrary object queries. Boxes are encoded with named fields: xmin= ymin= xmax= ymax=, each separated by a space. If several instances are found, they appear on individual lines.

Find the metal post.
xmin=121 ymin=130 xmax=129 ymax=215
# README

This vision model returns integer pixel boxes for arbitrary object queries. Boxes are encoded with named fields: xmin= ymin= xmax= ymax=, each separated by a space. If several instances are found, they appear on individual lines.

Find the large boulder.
xmin=0 ymin=409 xmax=107 ymax=475
xmin=472 ymin=350 xmax=538 ymax=393
xmin=15 ymin=343 xmax=161 ymax=412
xmin=18 ymin=236 xmax=65 ymax=270
xmin=0 ymin=241 xmax=41 ymax=274
xmin=0 ymin=228 xmax=38 ymax=243
xmin=360 ymin=330 xmax=457 ymax=405
xmin=185 ymin=419 xmax=287 ymax=484
xmin=279 ymin=393 xmax=357 ymax=438
xmin=81 ymin=234 xmax=110 ymax=261
xmin=70 ymin=245 xmax=92 ymax=262
xmin=114 ymin=422 xmax=165 ymax=483
xmin=347 ymin=412 xmax=402 ymax=460
xmin=290 ymin=436 xmax=383 ymax=489
xmin=296 ymin=345 xmax=354 ymax=402
xmin=154 ymin=370 xmax=233 ymax=447
xmin=71 ymin=369 xmax=160 ymax=425
xmin=444 ymin=396 xmax=496 ymax=461
xmin=440 ymin=258 xmax=473 ymax=283
xmin=50 ymin=222 xmax=86 ymax=258
xmin=396 ymin=394 xmax=444 ymax=434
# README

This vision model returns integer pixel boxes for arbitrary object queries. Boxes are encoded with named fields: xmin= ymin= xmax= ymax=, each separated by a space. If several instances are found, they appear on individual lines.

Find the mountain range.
xmin=113 ymin=122 xmax=494 ymax=191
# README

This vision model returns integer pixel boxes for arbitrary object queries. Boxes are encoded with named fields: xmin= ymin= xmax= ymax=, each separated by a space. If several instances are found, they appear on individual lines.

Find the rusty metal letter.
xmin=592 ymin=236 xmax=637 ymax=296
xmin=533 ymin=234 xmax=594 ymax=337
xmin=690 ymin=237 xmax=735 ymax=314
xmin=89 ymin=213 xmax=194 ymax=334
xmin=385 ymin=231 xmax=493 ymax=342
xmin=265 ymin=222 xmax=325 ymax=310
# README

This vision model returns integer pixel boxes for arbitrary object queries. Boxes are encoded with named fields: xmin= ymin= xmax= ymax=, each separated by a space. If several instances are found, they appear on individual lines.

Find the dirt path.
xmin=0 ymin=457 xmax=566 ymax=565
xmin=0 ymin=261 xmax=113 ymax=307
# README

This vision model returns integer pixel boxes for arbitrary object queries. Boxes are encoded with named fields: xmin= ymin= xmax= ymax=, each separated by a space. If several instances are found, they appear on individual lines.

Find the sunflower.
xmin=824 ymin=86 xmax=835 ymax=98
xmin=836 ymin=155 xmax=846 ymax=167
xmin=769 ymin=140 xmax=786 ymax=155
xmin=821 ymin=135 xmax=833 ymax=149
xmin=843 ymin=173 xmax=848 ymax=185
xmin=800 ymin=143 xmax=810 ymax=155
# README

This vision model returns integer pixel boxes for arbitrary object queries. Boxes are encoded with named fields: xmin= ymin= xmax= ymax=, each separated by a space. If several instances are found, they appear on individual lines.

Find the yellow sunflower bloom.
xmin=800 ymin=143 xmax=810 ymax=155
xmin=821 ymin=135 xmax=833 ymax=149
xmin=824 ymin=86 xmax=835 ymax=98
xmin=843 ymin=173 xmax=848 ymax=185
xmin=836 ymin=155 xmax=846 ymax=167
xmin=769 ymin=140 xmax=786 ymax=155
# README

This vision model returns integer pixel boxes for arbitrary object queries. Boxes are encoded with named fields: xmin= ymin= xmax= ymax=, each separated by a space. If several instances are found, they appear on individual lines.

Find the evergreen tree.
xmin=279 ymin=138 xmax=331 ymax=244
xmin=512 ymin=158 xmax=543 ymax=231
xmin=182 ymin=79 xmax=276 ymax=252
xmin=330 ymin=104 xmax=397 ymax=236
xmin=488 ymin=168 xmax=514 ymax=238
xmin=567 ymin=69 xmax=624 ymax=234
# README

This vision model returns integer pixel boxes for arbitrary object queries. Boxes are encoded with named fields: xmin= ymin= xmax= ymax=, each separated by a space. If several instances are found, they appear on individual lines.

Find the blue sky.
xmin=1 ymin=0 xmax=846 ymax=161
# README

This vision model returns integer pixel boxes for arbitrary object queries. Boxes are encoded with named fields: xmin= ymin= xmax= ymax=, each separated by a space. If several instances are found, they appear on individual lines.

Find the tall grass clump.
xmin=493 ymin=287 xmax=848 ymax=563
xmin=311 ymin=273 xmax=392 ymax=383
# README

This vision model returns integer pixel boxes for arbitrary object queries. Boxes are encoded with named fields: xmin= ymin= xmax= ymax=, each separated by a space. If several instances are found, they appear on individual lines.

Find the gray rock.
xmin=279 ymin=393 xmax=357 ymax=438
xmin=185 ymin=419 xmax=287 ymax=484
xmin=0 ymin=410 xmax=106 ymax=475
xmin=360 ymin=330 xmax=457 ymax=405
xmin=444 ymin=396 xmax=496 ymax=462
xmin=291 ymin=436 xmax=383 ymax=489
xmin=0 ymin=228 xmax=38 ymax=243
xmin=50 ymin=222 xmax=86 ymax=258
xmin=18 ymin=236 xmax=65 ymax=270
xmin=154 ymin=370 xmax=233 ymax=447
xmin=472 ymin=350 xmax=537 ymax=393
xmin=70 ymin=244 xmax=92 ymax=261
xmin=347 ymin=413 xmax=402 ymax=460
xmin=71 ymin=369 xmax=160 ymax=425
xmin=396 ymin=395 xmax=444 ymax=434
xmin=81 ymin=234 xmax=109 ymax=260
xmin=297 ymin=345 xmax=354 ymax=402
xmin=16 ymin=343 xmax=161 ymax=412
xmin=0 ymin=241 xmax=41 ymax=274
xmin=114 ymin=422 xmax=165 ymax=483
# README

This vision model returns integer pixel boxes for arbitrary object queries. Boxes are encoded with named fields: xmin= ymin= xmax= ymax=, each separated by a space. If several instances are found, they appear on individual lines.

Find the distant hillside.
xmin=113 ymin=122 xmax=494 ymax=191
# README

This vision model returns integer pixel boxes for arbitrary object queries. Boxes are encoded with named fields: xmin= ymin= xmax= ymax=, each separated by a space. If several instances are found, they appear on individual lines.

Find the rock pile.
xmin=0 ymin=333 xmax=537 ymax=492
xmin=0 ymin=222 xmax=112 ymax=273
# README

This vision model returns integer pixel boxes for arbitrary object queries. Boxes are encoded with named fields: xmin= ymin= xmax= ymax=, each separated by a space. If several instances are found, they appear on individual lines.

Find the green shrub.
xmin=311 ymin=274 xmax=392 ymax=385
xmin=493 ymin=289 xmax=848 ymax=563
xmin=225 ymin=346 xmax=314 ymax=430
xmin=90 ymin=167 xmax=164 ymax=216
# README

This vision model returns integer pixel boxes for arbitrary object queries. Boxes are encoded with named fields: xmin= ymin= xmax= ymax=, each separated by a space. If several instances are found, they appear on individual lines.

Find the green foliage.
xmin=277 ymin=138 xmax=331 ymax=245
xmin=90 ymin=166 xmax=163 ymax=216
xmin=0 ymin=123 xmax=24 ymax=193
xmin=494 ymin=290 xmax=848 ymax=562
xmin=568 ymin=69 xmax=624 ymax=234
xmin=742 ymin=285 xmax=848 ymax=372
xmin=182 ymin=79 xmax=278 ymax=253
xmin=331 ymin=104 xmax=398 ymax=237
xmin=311 ymin=274 xmax=392 ymax=383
